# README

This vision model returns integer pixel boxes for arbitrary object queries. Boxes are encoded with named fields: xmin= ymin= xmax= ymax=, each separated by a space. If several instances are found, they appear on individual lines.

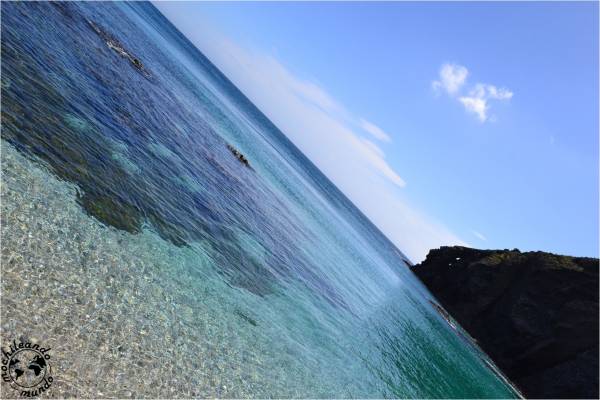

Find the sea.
xmin=1 ymin=2 xmax=519 ymax=398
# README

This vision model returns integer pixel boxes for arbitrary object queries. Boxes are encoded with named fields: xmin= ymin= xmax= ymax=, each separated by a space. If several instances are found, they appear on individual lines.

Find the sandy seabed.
xmin=0 ymin=141 xmax=339 ymax=398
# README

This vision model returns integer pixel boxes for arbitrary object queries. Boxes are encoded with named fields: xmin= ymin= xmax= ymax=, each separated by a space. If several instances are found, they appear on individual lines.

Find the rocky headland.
xmin=411 ymin=246 xmax=598 ymax=399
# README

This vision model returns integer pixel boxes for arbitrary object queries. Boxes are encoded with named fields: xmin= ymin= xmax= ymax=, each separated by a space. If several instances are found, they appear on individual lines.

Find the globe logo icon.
xmin=8 ymin=348 xmax=49 ymax=388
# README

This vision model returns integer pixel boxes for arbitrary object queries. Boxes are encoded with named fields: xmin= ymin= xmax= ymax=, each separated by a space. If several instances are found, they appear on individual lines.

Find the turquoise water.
xmin=1 ymin=2 xmax=519 ymax=398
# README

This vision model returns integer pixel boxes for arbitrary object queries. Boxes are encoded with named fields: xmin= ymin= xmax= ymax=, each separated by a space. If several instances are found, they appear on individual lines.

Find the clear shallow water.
xmin=1 ymin=2 xmax=518 ymax=398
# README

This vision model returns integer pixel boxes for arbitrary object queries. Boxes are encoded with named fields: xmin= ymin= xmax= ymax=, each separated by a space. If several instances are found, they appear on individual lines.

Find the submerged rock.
xmin=411 ymin=246 xmax=599 ymax=399
xmin=234 ymin=309 xmax=258 ymax=327
xmin=77 ymin=192 xmax=142 ymax=234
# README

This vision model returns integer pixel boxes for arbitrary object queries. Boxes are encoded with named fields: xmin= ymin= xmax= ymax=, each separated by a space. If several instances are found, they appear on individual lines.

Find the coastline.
xmin=412 ymin=246 xmax=599 ymax=399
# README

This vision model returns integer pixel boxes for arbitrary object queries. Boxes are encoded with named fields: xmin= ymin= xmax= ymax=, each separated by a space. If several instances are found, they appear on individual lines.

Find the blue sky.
xmin=155 ymin=1 xmax=598 ymax=262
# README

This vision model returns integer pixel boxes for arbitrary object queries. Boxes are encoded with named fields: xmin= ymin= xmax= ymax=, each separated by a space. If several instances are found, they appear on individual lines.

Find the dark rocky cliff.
xmin=411 ymin=246 xmax=598 ymax=399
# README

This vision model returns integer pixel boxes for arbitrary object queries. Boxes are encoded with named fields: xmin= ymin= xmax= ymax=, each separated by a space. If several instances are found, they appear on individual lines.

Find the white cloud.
xmin=459 ymin=96 xmax=488 ymax=122
xmin=194 ymin=36 xmax=406 ymax=189
xmin=433 ymin=63 xmax=513 ymax=122
xmin=432 ymin=63 xmax=469 ymax=95
xmin=155 ymin=18 xmax=466 ymax=261
xmin=359 ymin=137 xmax=385 ymax=159
xmin=481 ymin=84 xmax=513 ymax=100
xmin=360 ymin=118 xmax=392 ymax=142
xmin=355 ymin=137 xmax=406 ymax=187
xmin=472 ymin=230 xmax=487 ymax=241
xmin=459 ymin=83 xmax=513 ymax=122
xmin=289 ymin=79 xmax=341 ymax=113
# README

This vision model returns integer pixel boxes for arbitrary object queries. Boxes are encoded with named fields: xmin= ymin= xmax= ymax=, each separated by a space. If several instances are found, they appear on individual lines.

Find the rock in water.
xmin=227 ymin=144 xmax=251 ymax=168
xmin=87 ymin=19 xmax=150 ymax=77
xmin=411 ymin=246 xmax=598 ymax=399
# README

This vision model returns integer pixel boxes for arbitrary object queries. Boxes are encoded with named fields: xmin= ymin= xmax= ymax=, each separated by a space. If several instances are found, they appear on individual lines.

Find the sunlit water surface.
xmin=1 ymin=2 xmax=518 ymax=398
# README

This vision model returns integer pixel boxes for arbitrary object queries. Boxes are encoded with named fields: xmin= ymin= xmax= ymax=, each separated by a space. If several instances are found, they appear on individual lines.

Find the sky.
xmin=154 ymin=1 xmax=598 ymax=262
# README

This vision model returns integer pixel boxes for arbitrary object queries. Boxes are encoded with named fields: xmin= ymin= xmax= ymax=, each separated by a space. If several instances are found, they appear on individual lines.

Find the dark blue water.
xmin=1 ymin=2 xmax=519 ymax=397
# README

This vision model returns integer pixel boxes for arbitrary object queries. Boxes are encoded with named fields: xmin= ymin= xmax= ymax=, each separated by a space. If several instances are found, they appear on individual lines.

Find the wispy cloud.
xmin=433 ymin=63 xmax=513 ymax=122
xmin=355 ymin=137 xmax=406 ymax=187
xmin=200 ymin=36 xmax=406 ymax=189
xmin=472 ymin=230 xmax=487 ymax=241
xmin=170 ymin=26 xmax=466 ymax=261
xmin=360 ymin=137 xmax=385 ymax=158
xmin=360 ymin=118 xmax=392 ymax=142
xmin=289 ymin=76 xmax=342 ymax=113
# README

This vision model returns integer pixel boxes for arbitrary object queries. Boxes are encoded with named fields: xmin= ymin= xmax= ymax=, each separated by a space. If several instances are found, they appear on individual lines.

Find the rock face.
xmin=411 ymin=246 xmax=598 ymax=399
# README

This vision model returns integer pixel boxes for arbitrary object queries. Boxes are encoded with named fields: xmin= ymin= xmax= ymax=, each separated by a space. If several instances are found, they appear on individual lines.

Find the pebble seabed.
xmin=0 ymin=140 xmax=344 ymax=398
